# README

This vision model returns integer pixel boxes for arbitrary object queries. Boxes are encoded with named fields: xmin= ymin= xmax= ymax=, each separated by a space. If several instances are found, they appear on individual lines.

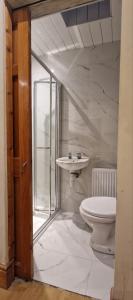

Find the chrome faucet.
xmin=76 ymin=152 xmax=81 ymax=159
xmin=68 ymin=152 xmax=72 ymax=159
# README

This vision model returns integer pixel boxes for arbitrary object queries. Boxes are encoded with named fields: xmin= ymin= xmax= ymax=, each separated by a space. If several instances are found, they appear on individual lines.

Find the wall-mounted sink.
xmin=56 ymin=156 xmax=89 ymax=172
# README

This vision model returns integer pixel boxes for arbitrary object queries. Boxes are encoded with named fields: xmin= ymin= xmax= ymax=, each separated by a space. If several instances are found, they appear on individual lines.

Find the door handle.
xmin=22 ymin=160 xmax=28 ymax=168
xmin=21 ymin=160 xmax=29 ymax=173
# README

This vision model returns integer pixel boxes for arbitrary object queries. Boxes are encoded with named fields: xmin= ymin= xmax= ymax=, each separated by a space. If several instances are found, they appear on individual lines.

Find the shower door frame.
xmin=33 ymin=73 xmax=61 ymax=238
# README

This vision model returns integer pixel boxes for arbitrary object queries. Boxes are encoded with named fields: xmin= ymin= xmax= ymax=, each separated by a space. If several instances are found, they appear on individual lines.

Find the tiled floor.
xmin=33 ymin=212 xmax=114 ymax=300
xmin=33 ymin=215 xmax=48 ymax=235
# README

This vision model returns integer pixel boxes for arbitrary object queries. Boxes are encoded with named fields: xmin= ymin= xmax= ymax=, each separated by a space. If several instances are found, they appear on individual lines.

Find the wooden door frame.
xmin=2 ymin=1 xmax=15 ymax=289
xmin=5 ymin=0 xmax=99 ymax=288
xmin=12 ymin=8 xmax=32 ymax=280
xmin=4 ymin=0 xmax=32 ymax=286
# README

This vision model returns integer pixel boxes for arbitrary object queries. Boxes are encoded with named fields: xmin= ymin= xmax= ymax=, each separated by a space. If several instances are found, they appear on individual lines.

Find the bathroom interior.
xmin=31 ymin=0 xmax=121 ymax=299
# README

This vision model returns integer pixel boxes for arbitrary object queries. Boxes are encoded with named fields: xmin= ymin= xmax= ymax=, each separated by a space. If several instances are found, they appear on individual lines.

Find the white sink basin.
xmin=56 ymin=156 xmax=89 ymax=172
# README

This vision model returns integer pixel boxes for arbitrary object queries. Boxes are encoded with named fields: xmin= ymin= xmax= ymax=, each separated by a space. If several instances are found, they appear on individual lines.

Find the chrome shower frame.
xmin=32 ymin=54 xmax=61 ymax=239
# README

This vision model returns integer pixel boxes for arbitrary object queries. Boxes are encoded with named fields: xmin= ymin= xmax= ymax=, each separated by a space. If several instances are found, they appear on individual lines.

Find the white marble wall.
xmin=0 ymin=0 xmax=8 ymax=265
xmin=42 ymin=42 xmax=120 ymax=212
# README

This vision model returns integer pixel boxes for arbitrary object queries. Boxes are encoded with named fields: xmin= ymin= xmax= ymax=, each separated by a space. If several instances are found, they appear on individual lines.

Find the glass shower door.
xmin=34 ymin=81 xmax=51 ymax=214
xmin=33 ymin=75 xmax=60 ymax=237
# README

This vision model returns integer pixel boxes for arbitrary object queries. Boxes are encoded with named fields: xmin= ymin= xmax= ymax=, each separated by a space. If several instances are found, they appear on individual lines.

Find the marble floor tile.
xmin=37 ymin=215 xmax=94 ymax=260
xmin=34 ymin=248 xmax=93 ymax=296
xmin=84 ymin=260 xmax=114 ymax=299
xmin=33 ymin=212 xmax=114 ymax=300
xmin=33 ymin=215 xmax=48 ymax=235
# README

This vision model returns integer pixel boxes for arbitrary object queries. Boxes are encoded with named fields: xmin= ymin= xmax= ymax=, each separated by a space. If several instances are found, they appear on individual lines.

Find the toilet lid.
xmin=81 ymin=197 xmax=116 ymax=218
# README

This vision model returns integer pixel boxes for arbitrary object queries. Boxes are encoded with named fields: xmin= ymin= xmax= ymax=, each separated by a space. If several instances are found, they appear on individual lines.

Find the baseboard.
xmin=0 ymin=260 xmax=14 ymax=289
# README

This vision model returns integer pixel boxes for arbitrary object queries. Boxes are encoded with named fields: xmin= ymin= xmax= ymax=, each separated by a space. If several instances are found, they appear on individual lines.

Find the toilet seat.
xmin=81 ymin=197 xmax=116 ymax=219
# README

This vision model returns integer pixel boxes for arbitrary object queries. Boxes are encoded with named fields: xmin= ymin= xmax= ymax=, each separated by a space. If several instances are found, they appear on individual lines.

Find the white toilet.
xmin=80 ymin=168 xmax=116 ymax=255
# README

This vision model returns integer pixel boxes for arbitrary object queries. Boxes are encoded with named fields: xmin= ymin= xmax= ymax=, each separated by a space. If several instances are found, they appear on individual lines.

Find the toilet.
xmin=80 ymin=168 xmax=116 ymax=255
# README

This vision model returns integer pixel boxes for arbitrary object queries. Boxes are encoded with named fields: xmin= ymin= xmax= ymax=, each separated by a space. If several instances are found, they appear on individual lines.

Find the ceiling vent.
xmin=62 ymin=0 xmax=110 ymax=27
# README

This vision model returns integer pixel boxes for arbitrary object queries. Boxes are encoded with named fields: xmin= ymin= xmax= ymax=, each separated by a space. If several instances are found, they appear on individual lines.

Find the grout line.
xmin=111 ymin=18 xmax=114 ymax=42
xmin=88 ymin=24 xmax=95 ymax=48
xmin=99 ymin=22 xmax=104 ymax=45
xmin=34 ymin=243 xmax=96 ymax=262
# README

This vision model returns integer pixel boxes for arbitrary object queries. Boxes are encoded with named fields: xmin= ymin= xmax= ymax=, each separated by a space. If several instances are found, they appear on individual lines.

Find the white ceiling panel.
xmin=38 ymin=18 xmax=61 ymax=52
xmin=31 ymin=0 xmax=122 ymax=56
xmin=78 ymin=23 xmax=93 ymax=47
xmin=89 ymin=21 xmax=103 ymax=45
xmin=33 ymin=17 xmax=66 ymax=54
xmin=67 ymin=27 xmax=80 ymax=48
xmin=48 ymin=16 xmax=67 ymax=51
xmin=73 ymin=26 xmax=84 ymax=48
xmin=32 ymin=39 xmax=43 ymax=57
xmin=100 ymin=18 xmax=113 ymax=44
xmin=111 ymin=0 xmax=122 ymax=41
xmin=51 ymin=14 xmax=75 ymax=50
xmin=31 ymin=25 xmax=51 ymax=53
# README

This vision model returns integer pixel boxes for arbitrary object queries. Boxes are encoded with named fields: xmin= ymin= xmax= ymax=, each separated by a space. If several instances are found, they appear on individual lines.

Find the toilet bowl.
xmin=80 ymin=196 xmax=116 ymax=255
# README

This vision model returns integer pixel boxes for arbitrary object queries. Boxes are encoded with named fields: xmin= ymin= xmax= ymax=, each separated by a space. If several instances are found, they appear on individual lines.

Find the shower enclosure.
xmin=32 ymin=56 xmax=61 ymax=238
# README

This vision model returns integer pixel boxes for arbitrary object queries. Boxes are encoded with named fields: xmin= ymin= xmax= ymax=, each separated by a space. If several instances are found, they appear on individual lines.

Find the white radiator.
xmin=92 ymin=168 xmax=117 ymax=197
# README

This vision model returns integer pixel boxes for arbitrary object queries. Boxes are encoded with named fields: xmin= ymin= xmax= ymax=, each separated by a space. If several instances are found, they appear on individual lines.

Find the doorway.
xmin=5 ymin=0 xmax=122 ymax=298
xmin=31 ymin=1 xmax=121 ymax=299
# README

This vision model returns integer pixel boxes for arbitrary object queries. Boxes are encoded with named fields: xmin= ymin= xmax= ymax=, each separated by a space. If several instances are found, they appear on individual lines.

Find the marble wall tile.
xmin=41 ymin=42 xmax=120 ymax=212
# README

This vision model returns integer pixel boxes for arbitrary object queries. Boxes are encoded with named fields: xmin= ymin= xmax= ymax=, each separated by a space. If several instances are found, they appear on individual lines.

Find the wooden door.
xmin=12 ymin=8 xmax=33 ymax=279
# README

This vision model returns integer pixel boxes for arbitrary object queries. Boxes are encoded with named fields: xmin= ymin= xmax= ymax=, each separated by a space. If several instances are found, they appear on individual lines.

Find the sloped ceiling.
xmin=31 ymin=0 xmax=121 ymax=56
